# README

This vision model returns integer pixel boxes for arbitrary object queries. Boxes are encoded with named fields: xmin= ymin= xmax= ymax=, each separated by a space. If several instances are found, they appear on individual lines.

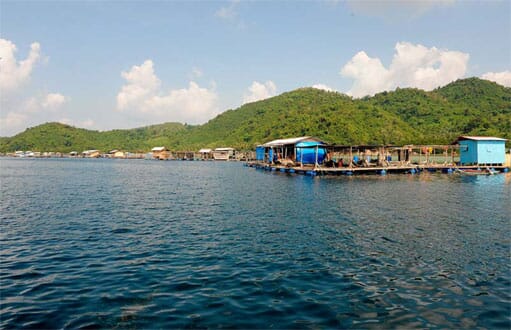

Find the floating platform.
xmin=245 ymin=162 xmax=510 ymax=176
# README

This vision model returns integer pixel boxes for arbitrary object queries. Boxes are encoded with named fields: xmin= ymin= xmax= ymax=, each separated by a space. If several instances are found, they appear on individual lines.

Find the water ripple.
xmin=1 ymin=159 xmax=510 ymax=329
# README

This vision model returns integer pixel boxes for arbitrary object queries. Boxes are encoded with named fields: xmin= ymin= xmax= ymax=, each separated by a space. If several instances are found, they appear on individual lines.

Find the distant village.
xmin=4 ymin=147 xmax=250 ymax=161
xmin=4 ymin=135 xmax=511 ymax=176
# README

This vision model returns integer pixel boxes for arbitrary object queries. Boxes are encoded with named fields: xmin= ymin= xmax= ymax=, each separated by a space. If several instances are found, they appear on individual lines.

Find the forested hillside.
xmin=1 ymin=78 xmax=509 ymax=152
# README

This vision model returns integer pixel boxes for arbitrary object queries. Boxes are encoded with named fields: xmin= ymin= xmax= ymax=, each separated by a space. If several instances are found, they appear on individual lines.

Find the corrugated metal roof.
xmin=455 ymin=136 xmax=508 ymax=142
xmin=151 ymin=147 xmax=167 ymax=151
xmin=214 ymin=147 xmax=234 ymax=151
xmin=199 ymin=148 xmax=212 ymax=153
xmin=262 ymin=136 xmax=323 ymax=147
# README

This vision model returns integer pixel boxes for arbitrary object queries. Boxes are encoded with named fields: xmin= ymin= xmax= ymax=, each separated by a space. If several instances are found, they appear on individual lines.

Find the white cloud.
xmin=341 ymin=42 xmax=469 ymax=97
xmin=42 ymin=93 xmax=68 ymax=110
xmin=312 ymin=84 xmax=335 ymax=92
xmin=215 ymin=0 xmax=239 ymax=20
xmin=215 ymin=0 xmax=246 ymax=29
xmin=0 ymin=38 xmax=41 ymax=93
xmin=481 ymin=71 xmax=511 ymax=87
xmin=59 ymin=118 xmax=95 ymax=128
xmin=117 ymin=60 xmax=161 ymax=111
xmin=0 ymin=112 xmax=28 ymax=136
xmin=0 ymin=39 xmax=72 ymax=136
xmin=1 ymin=92 xmax=69 ymax=136
xmin=243 ymin=81 xmax=277 ymax=104
xmin=22 ymin=93 xmax=68 ymax=113
xmin=346 ymin=0 xmax=456 ymax=20
xmin=116 ymin=60 xmax=219 ymax=124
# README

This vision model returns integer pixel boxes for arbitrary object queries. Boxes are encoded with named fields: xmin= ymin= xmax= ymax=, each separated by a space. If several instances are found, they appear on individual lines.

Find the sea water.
xmin=1 ymin=158 xmax=510 ymax=329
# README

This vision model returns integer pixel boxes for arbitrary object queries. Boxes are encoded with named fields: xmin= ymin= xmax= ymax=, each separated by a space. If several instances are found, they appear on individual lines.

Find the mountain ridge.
xmin=1 ymin=78 xmax=510 ymax=152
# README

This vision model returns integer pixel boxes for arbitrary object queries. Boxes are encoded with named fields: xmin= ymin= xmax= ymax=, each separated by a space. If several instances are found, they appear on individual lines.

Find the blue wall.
xmin=255 ymin=146 xmax=265 ymax=161
xmin=459 ymin=140 xmax=506 ymax=165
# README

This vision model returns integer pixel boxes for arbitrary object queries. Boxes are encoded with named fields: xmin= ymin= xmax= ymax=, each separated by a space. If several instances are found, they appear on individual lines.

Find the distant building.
xmin=213 ymin=147 xmax=235 ymax=160
xmin=151 ymin=147 xmax=170 ymax=160
xmin=113 ymin=151 xmax=126 ymax=159
xmin=82 ymin=150 xmax=100 ymax=158
xmin=198 ymin=148 xmax=213 ymax=160
xmin=454 ymin=136 xmax=507 ymax=166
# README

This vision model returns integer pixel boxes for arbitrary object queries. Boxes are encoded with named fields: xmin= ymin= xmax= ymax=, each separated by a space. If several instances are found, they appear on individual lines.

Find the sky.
xmin=0 ymin=0 xmax=510 ymax=137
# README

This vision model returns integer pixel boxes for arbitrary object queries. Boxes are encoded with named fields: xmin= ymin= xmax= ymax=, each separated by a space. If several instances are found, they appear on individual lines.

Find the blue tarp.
xmin=256 ymin=146 xmax=265 ymax=161
xmin=295 ymin=141 xmax=326 ymax=164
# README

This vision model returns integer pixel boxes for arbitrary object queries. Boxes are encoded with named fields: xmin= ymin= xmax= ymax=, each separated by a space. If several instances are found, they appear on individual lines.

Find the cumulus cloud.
xmin=117 ymin=60 xmax=161 ymax=111
xmin=243 ymin=81 xmax=277 ymax=104
xmin=481 ymin=71 xmax=511 ymax=87
xmin=312 ymin=84 xmax=335 ymax=92
xmin=346 ymin=0 xmax=456 ymax=20
xmin=116 ymin=60 xmax=219 ymax=124
xmin=0 ymin=38 xmax=41 ymax=93
xmin=22 ymin=93 xmax=68 ymax=113
xmin=42 ymin=93 xmax=68 ymax=110
xmin=0 ymin=39 xmax=72 ymax=136
xmin=1 ymin=92 xmax=69 ymax=136
xmin=341 ymin=42 xmax=469 ymax=97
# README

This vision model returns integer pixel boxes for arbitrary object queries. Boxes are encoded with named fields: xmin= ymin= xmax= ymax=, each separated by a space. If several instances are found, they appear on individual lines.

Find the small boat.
xmin=455 ymin=168 xmax=499 ymax=175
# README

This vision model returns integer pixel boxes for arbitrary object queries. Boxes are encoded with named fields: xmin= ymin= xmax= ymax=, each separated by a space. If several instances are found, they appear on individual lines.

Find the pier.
xmin=246 ymin=136 xmax=510 ymax=176
xmin=245 ymin=161 xmax=509 ymax=176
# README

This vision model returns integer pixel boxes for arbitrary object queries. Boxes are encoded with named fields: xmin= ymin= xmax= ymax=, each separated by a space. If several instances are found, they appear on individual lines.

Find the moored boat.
xmin=455 ymin=168 xmax=499 ymax=175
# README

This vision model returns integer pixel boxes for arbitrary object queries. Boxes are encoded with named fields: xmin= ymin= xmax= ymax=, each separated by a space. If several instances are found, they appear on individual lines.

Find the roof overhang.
xmin=452 ymin=136 xmax=508 ymax=144
xmin=262 ymin=136 xmax=324 ymax=147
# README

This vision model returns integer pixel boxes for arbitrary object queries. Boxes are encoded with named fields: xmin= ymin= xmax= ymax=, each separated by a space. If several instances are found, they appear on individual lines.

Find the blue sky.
xmin=1 ymin=0 xmax=510 ymax=136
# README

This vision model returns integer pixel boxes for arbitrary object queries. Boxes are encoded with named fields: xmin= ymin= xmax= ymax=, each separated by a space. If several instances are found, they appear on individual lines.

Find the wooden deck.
xmin=245 ymin=161 xmax=510 ymax=176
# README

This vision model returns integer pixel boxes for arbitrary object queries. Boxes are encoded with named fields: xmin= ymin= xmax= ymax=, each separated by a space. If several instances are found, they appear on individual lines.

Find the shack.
xmin=151 ymin=147 xmax=170 ymax=160
xmin=198 ymin=148 xmax=213 ymax=160
xmin=82 ymin=150 xmax=100 ymax=158
xmin=213 ymin=148 xmax=235 ymax=161
xmin=261 ymin=136 xmax=327 ymax=166
xmin=454 ymin=136 xmax=507 ymax=166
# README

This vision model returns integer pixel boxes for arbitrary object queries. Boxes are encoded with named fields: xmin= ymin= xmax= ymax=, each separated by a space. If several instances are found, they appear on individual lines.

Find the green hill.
xmin=1 ymin=78 xmax=509 ymax=153
xmin=0 ymin=122 xmax=186 ymax=153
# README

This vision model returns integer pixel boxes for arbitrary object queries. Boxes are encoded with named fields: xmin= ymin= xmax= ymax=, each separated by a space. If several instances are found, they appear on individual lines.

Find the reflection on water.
xmin=1 ymin=159 xmax=510 ymax=329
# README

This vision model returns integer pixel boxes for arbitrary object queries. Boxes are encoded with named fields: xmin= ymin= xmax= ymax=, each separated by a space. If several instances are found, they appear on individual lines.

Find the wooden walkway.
xmin=245 ymin=162 xmax=510 ymax=176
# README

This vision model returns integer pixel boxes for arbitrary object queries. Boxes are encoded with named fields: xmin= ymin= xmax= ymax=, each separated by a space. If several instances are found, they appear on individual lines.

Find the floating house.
xmin=112 ymin=150 xmax=126 ymax=159
xmin=151 ymin=147 xmax=170 ymax=160
xmin=260 ymin=136 xmax=327 ymax=166
xmin=82 ymin=150 xmax=100 ymax=158
xmin=213 ymin=148 xmax=235 ymax=161
xmin=198 ymin=148 xmax=213 ymax=160
xmin=454 ymin=136 xmax=507 ymax=166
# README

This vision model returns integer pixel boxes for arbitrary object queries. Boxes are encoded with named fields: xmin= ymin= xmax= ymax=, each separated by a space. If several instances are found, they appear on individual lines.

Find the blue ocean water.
xmin=0 ymin=158 xmax=510 ymax=329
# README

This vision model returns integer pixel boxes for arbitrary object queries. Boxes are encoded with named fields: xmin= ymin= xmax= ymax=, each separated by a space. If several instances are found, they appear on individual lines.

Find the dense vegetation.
xmin=1 ymin=78 xmax=509 ymax=152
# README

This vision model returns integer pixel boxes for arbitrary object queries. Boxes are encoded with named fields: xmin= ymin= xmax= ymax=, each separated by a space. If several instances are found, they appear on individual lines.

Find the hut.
xmin=82 ymin=150 xmax=100 ymax=158
xmin=151 ymin=147 xmax=170 ymax=160
xmin=213 ymin=148 xmax=235 ymax=160
xmin=454 ymin=136 xmax=507 ymax=166
xmin=261 ymin=136 xmax=327 ymax=166
xmin=113 ymin=151 xmax=126 ymax=159
xmin=198 ymin=148 xmax=213 ymax=160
